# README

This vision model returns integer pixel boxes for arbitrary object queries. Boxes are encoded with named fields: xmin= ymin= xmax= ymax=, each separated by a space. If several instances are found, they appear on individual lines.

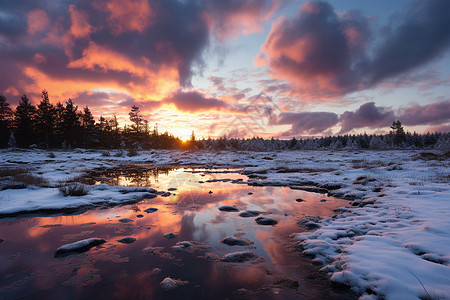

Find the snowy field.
xmin=0 ymin=148 xmax=449 ymax=299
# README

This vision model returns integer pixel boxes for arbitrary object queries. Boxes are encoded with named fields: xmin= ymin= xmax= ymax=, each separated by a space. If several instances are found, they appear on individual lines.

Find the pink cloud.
xmin=164 ymin=90 xmax=228 ymax=113
xmin=339 ymin=102 xmax=394 ymax=134
xmin=399 ymin=100 xmax=450 ymax=126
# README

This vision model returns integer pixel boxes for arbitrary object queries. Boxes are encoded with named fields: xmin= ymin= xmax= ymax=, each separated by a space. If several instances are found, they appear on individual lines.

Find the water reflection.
xmin=0 ymin=169 xmax=354 ymax=300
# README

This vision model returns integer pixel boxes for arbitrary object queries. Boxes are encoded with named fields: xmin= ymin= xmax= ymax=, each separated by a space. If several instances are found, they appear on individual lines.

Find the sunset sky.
xmin=1 ymin=0 xmax=449 ymax=140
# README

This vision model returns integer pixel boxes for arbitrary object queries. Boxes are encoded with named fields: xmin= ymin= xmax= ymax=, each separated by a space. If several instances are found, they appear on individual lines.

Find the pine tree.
xmin=0 ymin=94 xmax=13 ymax=148
xmin=81 ymin=106 xmax=95 ymax=147
xmin=129 ymin=105 xmax=142 ymax=133
xmin=62 ymin=99 xmax=80 ymax=147
xmin=54 ymin=102 xmax=65 ymax=146
xmin=14 ymin=94 xmax=36 ymax=147
xmin=7 ymin=132 xmax=16 ymax=148
xmin=390 ymin=120 xmax=406 ymax=146
xmin=36 ymin=89 xmax=56 ymax=147
xmin=110 ymin=115 xmax=119 ymax=133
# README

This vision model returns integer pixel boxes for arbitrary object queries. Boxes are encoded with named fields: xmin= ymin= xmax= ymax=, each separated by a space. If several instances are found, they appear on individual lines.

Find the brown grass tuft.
xmin=59 ymin=183 xmax=90 ymax=197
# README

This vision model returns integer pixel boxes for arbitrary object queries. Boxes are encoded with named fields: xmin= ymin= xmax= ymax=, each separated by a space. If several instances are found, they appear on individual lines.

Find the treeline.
xmin=1 ymin=91 xmax=449 ymax=151
xmin=0 ymin=91 xmax=184 ymax=149
xmin=196 ymin=131 xmax=449 ymax=151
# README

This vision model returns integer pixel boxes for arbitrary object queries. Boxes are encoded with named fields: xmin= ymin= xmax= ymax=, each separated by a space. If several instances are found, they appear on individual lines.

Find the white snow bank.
xmin=294 ymin=176 xmax=450 ymax=299
xmin=0 ymin=184 xmax=156 ymax=216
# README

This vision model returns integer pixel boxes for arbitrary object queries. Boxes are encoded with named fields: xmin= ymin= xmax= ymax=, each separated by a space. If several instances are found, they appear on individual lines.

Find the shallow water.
xmin=0 ymin=168 xmax=354 ymax=299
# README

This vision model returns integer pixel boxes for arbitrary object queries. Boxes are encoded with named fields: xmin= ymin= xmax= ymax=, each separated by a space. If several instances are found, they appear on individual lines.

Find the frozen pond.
xmin=0 ymin=168 xmax=354 ymax=299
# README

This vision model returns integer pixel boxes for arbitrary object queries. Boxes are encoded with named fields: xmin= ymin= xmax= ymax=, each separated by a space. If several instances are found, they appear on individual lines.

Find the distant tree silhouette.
xmin=81 ymin=106 xmax=95 ymax=147
xmin=62 ymin=99 xmax=80 ymax=147
xmin=36 ymin=90 xmax=56 ymax=147
xmin=390 ymin=120 xmax=406 ymax=146
xmin=129 ymin=105 xmax=142 ymax=133
xmin=0 ymin=94 xmax=13 ymax=148
xmin=110 ymin=115 xmax=119 ymax=133
xmin=54 ymin=102 xmax=65 ymax=146
xmin=288 ymin=137 xmax=298 ymax=149
xmin=14 ymin=94 xmax=36 ymax=147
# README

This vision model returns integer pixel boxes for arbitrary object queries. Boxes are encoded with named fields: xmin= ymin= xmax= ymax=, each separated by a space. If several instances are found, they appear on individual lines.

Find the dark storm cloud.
xmin=339 ymin=102 xmax=395 ymax=133
xmin=398 ymin=100 xmax=450 ymax=126
xmin=367 ymin=0 xmax=450 ymax=85
xmin=259 ymin=0 xmax=450 ymax=99
xmin=164 ymin=90 xmax=228 ymax=113
xmin=274 ymin=112 xmax=339 ymax=135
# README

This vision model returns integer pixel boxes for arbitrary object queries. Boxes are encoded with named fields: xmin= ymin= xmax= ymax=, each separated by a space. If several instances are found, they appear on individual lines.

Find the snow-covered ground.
xmin=0 ymin=148 xmax=449 ymax=299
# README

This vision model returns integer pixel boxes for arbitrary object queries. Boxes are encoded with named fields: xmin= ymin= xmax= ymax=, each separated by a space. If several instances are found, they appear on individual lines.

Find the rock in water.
xmin=55 ymin=238 xmax=106 ymax=257
xmin=117 ymin=237 xmax=136 ymax=244
xmin=160 ymin=277 xmax=188 ymax=290
xmin=172 ymin=241 xmax=192 ymax=252
xmin=218 ymin=205 xmax=239 ymax=212
xmin=220 ymin=251 xmax=262 ymax=263
xmin=144 ymin=208 xmax=158 ymax=213
xmin=118 ymin=218 xmax=133 ymax=223
xmin=164 ymin=233 xmax=177 ymax=239
xmin=239 ymin=210 xmax=260 ymax=217
xmin=255 ymin=217 xmax=278 ymax=226
xmin=220 ymin=237 xmax=251 ymax=246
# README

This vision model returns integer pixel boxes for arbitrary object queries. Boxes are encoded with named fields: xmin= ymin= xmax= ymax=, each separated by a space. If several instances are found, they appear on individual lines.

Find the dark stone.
xmin=218 ymin=205 xmax=239 ymax=212
xmin=164 ymin=233 xmax=177 ymax=239
xmin=220 ymin=251 xmax=260 ymax=263
xmin=255 ymin=217 xmax=278 ymax=226
xmin=220 ymin=237 xmax=250 ymax=246
xmin=239 ymin=210 xmax=260 ymax=217
xmin=144 ymin=208 xmax=158 ymax=213
xmin=290 ymin=186 xmax=328 ymax=194
xmin=118 ymin=218 xmax=133 ymax=223
xmin=118 ymin=237 xmax=136 ymax=244
xmin=54 ymin=238 xmax=106 ymax=257
xmin=319 ymin=183 xmax=342 ymax=190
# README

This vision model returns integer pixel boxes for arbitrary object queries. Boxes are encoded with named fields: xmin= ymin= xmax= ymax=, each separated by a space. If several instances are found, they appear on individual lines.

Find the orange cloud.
xmin=68 ymin=42 xmax=149 ymax=75
xmin=68 ymin=4 xmax=94 ymax=39
xmin=27 ymin=9 xmax=50 ymax=35
xmin=95 ymin=0 xmax=155 ymax=35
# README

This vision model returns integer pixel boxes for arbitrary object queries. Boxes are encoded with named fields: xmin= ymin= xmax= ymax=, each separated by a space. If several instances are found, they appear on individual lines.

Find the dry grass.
xmin=352 ymin=159 xmax=388 ymax=169
xmin=0 ymin=167 xmax=30 ymax=177
xmin=0 ymin=167 xmax=48 ymax=187
xmin=274 ymin=166 xmax=338 ymax=173
xmin=59 ymin=183 xmax=90 ymax=197
xmin=127 ymin=148 xmax=138 ymax=157
xmin=14 ymin=174 xmax=48 ymax=186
